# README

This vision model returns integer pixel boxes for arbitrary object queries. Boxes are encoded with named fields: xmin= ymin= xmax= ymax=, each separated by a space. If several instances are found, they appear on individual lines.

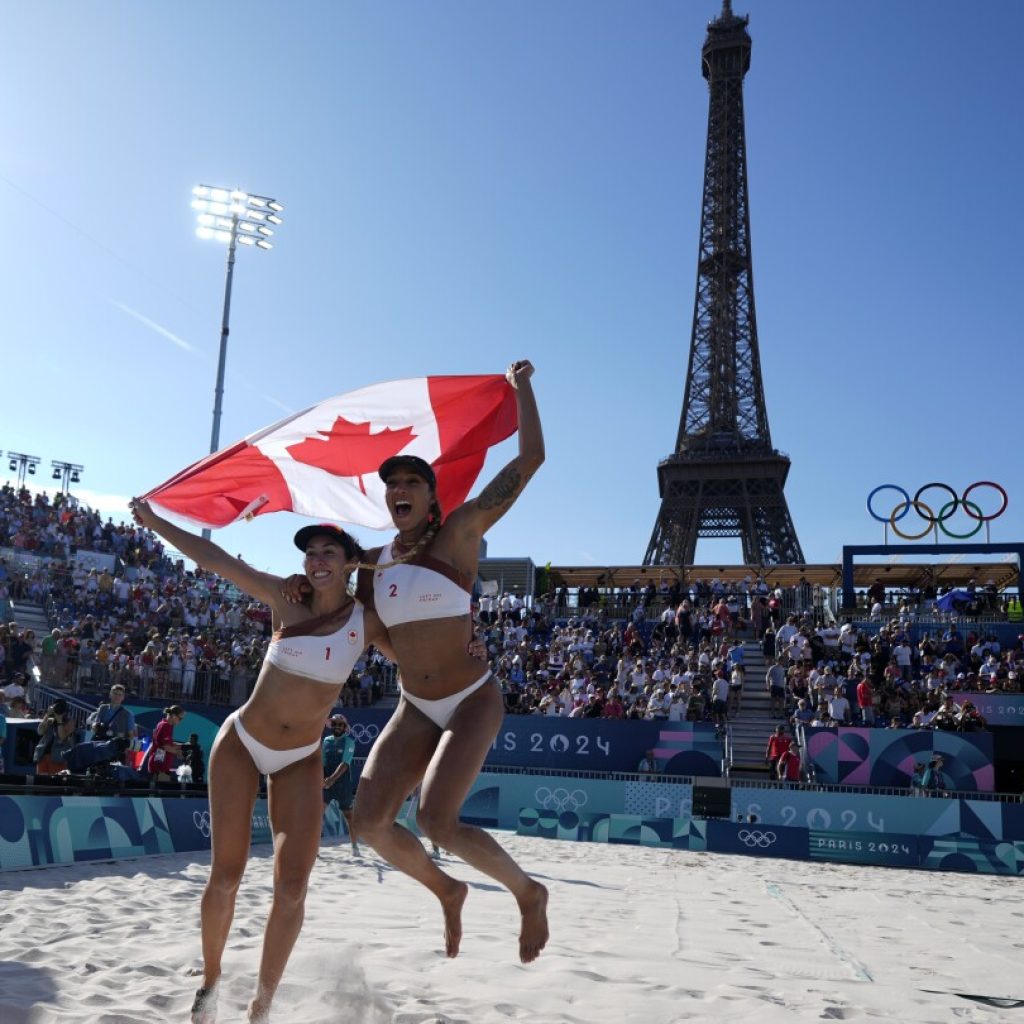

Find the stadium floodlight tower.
xmin=51 ymin=460 xmax=84 ymax=496
xmin=191 ymin=184 xmax=283 ymax=537
xmin=6 ymin=451 xmax=41 ymax=489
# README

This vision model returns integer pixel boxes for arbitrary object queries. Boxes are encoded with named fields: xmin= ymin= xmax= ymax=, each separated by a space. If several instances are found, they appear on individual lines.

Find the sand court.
xmin=0 ymin=832 xmax=1021 ymax=1023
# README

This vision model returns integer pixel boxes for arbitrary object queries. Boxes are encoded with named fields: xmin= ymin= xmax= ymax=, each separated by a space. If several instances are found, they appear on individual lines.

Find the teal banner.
xmin=5 ymin=772 xmax=1022 ymax=879
xmin=463 ymin=771 xmax=694 ymax=830
xmin=0 ymin=794 xmax=273 ymax=871
xmin=731 ymin=785 xmax=1024 ymax=842
xmin=809 ymin=830 xmax=920 ymax=867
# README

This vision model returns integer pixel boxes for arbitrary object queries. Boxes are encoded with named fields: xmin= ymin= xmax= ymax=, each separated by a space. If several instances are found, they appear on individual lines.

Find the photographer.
xmin=87 ymin=684 xmax=137 ymax=747
xmin=65 ymin=683 xmax=138 ymax=775
xmin=929 ymin=695 xmax=961 ymax=732
xmin=34 ymin=698 xmax=77 ymax=774
xmin=957 ymin=701 xmax=988 ymax=733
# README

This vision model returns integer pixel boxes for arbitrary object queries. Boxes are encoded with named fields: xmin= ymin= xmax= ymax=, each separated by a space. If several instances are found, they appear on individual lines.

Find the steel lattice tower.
xmin=644 ymin=0 xmax=805 ymax=568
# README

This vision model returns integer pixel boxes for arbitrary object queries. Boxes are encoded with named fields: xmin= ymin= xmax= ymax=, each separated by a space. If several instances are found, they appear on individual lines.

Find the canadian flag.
xmin=143 ymin=375 xmax=518 ymax=530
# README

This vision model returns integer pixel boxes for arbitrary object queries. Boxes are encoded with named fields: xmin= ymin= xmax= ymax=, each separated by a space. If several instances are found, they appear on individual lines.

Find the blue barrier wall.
xmin=509 ymin=773 xmax=1024 ymax=875
xmin=0 ymin=794 xmax=274 ymax=871
xmin=485 ymin=718 xmax=721 ymax=775
xmin=3 ymin=772 xmax=1022 ymax=877
xmin=730 ymin=785 xmax=1024 ymax=842
xmin=115 ymin=707 xmax=724 ymax=777
xmin=802 ymin=726 xmax=995 ymax=790
xmin=460 ymin=771 xmax=693 ymax=828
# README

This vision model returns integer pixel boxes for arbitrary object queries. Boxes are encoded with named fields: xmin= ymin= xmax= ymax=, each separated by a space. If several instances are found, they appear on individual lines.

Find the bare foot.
xmin=517 ymin=881 xmax=549 ymax=963
xmin=190 ymin=984 xmax=218 ymax=1024
xmin=247 ymin=992 xmax=271 ymax=1023
xmin=439 ymin=880 xmax=469 ymax=958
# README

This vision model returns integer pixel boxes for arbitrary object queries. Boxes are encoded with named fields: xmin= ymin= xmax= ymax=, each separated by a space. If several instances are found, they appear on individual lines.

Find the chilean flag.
xmin=143 ymin=375 xmax=518 ymax=530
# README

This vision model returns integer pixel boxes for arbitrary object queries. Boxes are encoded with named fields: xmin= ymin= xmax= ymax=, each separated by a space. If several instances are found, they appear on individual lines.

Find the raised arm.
xmin=453 ymin=360 xmax=544 ymax=537
xmin=130 ymin=498 xmax=285 ymax=612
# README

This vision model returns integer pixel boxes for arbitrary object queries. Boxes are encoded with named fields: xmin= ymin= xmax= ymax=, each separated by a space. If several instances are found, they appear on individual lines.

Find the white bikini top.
xmin=264 ymin=602 xmax=365 ymax=685
xmin=359 ymin=543 xmax=471 ymax=629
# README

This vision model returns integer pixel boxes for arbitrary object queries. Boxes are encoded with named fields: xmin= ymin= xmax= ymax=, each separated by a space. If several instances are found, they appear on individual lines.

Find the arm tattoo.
xmin=477 ymin=466 xmax=523 ymax=511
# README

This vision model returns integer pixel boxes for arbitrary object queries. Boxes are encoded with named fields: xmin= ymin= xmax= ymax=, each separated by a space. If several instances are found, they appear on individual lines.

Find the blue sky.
xmin=2 ymin=1 xmax=1021 ymax=577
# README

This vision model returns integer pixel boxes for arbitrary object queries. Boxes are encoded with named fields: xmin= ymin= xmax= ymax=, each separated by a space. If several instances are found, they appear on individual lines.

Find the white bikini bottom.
xmin=224 ymin=710 xmax=321 ymax=776
xmin=401 ymin=671 xmax=492 ymax=730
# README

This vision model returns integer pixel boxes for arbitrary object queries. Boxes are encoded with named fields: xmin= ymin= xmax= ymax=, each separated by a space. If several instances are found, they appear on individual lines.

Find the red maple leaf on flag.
xmin=286 ymin=416 xmax=418 ymax=493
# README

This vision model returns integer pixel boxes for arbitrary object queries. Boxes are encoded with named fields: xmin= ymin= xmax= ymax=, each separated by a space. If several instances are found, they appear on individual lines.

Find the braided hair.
xmin=362 ymin=497 xmax=444 ymax=570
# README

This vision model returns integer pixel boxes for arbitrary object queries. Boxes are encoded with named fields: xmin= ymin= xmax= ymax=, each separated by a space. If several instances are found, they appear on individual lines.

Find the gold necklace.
xmin=392 ymin=532 xmax=426 ymax=555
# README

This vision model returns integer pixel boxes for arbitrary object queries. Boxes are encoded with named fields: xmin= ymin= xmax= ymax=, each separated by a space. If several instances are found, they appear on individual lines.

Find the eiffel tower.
xmin=644 ymin=0 xmax=805 ymax=567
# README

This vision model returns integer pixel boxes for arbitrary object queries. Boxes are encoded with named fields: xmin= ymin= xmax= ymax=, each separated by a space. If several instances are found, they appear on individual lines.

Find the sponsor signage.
xmin=950 ymin=693 xmax=1024 ymax=727
xmin=809 ymin=830 xmax=920 ymax=867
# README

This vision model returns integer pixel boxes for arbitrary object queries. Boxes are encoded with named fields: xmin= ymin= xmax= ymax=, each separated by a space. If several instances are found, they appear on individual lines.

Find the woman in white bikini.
xmin=129 ymin=501 xmax=392 ymax=1024
xmin=286 ymin=360 xmax=548 ymax=962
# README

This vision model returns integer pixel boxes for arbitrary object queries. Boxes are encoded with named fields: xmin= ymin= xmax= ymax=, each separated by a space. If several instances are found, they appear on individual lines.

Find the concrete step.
xmin=9 ymin=601 xmax=48 ymax=652
xmin=728 ymin=649 xmax=788 ymax=774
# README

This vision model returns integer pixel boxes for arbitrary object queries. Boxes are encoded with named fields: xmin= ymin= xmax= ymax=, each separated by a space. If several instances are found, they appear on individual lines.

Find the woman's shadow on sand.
xmin=0 ymin=961 xmax=59 ymax=1018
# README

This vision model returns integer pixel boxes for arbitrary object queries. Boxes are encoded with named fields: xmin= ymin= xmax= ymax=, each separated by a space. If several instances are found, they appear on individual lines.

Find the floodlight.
xmin=190 ymin=182 xmax=283 ymax=537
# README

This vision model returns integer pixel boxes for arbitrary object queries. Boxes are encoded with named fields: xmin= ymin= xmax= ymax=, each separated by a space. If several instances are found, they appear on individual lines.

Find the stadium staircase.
xmin=8 ymin=600 xmax=49 ymax=643
xmin=725 ymin=640 xmax=775 ymax=780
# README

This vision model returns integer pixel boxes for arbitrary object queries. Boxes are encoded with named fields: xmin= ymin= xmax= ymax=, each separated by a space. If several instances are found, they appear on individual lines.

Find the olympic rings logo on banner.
xmin=866 ymin=482 xmax=1008 ymax=540
xmin=737 ymin=829 xmax=777 ymax=848
xmin=349 ymin=724 xmax=380 ymax=745
xmin=193 ymin=810 xmax=212 ymax=838
xmin=534 ymin=787 xmax=588 ymax=813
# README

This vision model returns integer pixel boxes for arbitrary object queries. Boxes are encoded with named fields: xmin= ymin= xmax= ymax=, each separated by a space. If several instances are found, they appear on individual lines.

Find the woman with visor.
xmin=130 ymin=501 xmax=388 ymax=1024
xmin=286 ymin=359 xmax=549 ymax=963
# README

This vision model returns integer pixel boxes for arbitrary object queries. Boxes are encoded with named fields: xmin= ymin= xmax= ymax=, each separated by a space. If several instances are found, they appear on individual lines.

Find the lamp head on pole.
xmin=192 ymin=184 xmax=283 ymax=249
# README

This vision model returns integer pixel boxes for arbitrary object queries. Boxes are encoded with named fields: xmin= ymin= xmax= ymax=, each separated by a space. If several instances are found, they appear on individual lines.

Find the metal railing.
xmin=727 ymin=776 xmax=1023 ymax=803
xmin=548 ymin=585 xmax=1020 ymax=627
xmin=33 ymin=659 xmax=259 ymax=707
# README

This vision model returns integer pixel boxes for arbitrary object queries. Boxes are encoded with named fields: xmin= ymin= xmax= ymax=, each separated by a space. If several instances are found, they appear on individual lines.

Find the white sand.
xmin=0 ymin=833 xmax=1021 ymax=1024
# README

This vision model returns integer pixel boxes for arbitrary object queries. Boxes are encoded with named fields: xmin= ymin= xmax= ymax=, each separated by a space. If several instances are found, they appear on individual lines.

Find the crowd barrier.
xmin=0 ymin=705 xmax=719 ymax=779
xmin=516 ymin=811 xmax=1023 ymax=875
xmin=460 ymin=770 xmax=1022 ymax=874
xmin=498 ymin=775 xmax=1023 ymax=876
xmin=3 ymin=767 xmax=1022 ymax=876
xmin=0 ymin=793 xmax=272 ymax=871
xmin=102 ymin=705 xmax=724 ymax=777
xmin=11 ymin=698 xmax=1012 ymax=786
xmin=800 ymin=726 xmax=995 ymax=790
xmin=461 ymin=770 xmax=1019 ymax=838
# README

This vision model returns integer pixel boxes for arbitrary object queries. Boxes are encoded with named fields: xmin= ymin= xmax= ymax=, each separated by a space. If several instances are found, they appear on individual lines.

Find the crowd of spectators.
xmin=768 ymin=614 xmax=1021 ymax=734
xmin=1 ymin=481 xmax=1020 ymax=736
xmin=474 ymin=584 xmax=1022 ymax=734
xmin=1 ymin=484 xmax=160 ymax=567
xmin=0 ymin=484 xmax=388 ymax=711
xmin=481 ymin=588 xmax=760 ymax=724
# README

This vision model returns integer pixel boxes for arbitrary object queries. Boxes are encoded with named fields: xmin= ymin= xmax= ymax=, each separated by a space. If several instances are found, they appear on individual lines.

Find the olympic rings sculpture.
xmin=866 ymin=482 xmax=1008 ymax=540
